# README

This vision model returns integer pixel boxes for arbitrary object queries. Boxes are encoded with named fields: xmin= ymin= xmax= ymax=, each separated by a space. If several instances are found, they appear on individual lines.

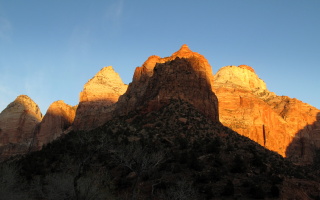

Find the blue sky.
xmin=0 ymin=0 xmax=319 ymax=113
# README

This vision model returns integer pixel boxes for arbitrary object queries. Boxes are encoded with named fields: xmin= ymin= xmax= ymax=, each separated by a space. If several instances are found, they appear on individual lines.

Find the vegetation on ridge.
xmin=1 ymin=100 xmax=319 ymax=199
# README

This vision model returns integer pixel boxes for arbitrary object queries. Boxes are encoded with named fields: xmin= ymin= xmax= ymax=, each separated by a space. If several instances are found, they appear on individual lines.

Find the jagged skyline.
xmin=0 ymin=0 xmax=319 ymax=112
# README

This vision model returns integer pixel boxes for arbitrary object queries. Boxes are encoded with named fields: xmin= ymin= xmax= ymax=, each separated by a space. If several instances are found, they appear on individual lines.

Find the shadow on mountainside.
xmin=285 ymin=112 xmax=320 ymax=165
xmin=114 ymin=56 xmax=219 ymax=123
xmin=13 ymin=99 xmax=320 ymax=200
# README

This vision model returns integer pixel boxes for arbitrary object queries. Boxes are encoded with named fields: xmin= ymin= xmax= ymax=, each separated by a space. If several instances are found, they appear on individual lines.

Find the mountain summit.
xmin=73 ymin=66 xmax=128 ymax=131
xmin=114 ymin=44 xmax=219 ymax=122
xmin=0 ymin=95 xmax=42 ymax=160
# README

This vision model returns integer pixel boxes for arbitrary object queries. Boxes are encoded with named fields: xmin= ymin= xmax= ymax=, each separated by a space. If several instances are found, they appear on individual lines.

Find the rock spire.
xmin=0 ymin=95 xmax=42 ymax=160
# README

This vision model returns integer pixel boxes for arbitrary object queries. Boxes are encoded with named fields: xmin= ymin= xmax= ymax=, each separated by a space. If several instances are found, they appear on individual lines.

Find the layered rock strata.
xmin=214 ymin=65 xmax=320 ymax=164
xmin=114 ymin=44 xmax=219 ymax=122
xmin=34 ymin=100 xmax=76 ymax=149
xmin=73 ymin=66 xmax=128 ymax=131
xmin=267 ymin=96 xmax=320 ymax=164
xmin=0 ymin=95 xmax=42 ymax=160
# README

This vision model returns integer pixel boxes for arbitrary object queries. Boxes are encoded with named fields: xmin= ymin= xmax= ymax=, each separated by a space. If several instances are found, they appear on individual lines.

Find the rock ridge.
xmin=114 ymin=44 xmax=219 ymax=122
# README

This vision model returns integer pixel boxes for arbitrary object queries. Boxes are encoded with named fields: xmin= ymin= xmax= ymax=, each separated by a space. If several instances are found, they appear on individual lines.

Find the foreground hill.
xmin=1 ymin=100 xmax=315 ymax=199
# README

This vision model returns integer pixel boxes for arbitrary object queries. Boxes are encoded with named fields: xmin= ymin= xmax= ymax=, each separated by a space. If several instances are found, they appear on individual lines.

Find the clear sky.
xmin=0 ymin=0 xmax=319 ymax=113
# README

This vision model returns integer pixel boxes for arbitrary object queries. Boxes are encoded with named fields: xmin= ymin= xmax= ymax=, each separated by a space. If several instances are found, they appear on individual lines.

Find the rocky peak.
xmin=1 ymin=95 xmax=42 ymax=117
xmin=80 ymin=66 xmax=128 ymax=103
xmin=34 ymin=100 xmax=76 ymax=149
xmin=0 ymin=95 xmax=42 ymax=160
xmin=213 ymin=64 xmax=320 ymax=164
xmin=214 ymin=65 xmax=275 ymax=99
xmin=171 ymin=44 xmax=193 ymax=57
xmin=115 ymin=45 xmax=219 ymax=122
xmin=73 ymin=66 xmax=128 ymax=131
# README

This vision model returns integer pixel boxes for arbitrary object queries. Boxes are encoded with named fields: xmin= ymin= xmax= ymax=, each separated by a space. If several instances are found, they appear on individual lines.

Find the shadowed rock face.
xmin=73 ymin=66 xmax=128 ymax=131
xmin=34 ymin=100 xmax=76 ymax=150
xmin=114 ymin=44 xmax=219 ymax=122
xmin=0 ymin=95 xmax=42 ymax=160
xmin=214 ymin=65 xmax=320 ymax=164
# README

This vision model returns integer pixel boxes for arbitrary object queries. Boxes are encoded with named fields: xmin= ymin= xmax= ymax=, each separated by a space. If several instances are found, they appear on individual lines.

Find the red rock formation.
xmin=214 ymin=86 xmax=290 ymax=156
xmin=266 ymin=96 xmax=320 ymax=164
xmin=73 ymin=66 xmax=128 ymax=131
xmin=0 ymin=95 xmax=42 ymax=160
xmin=238 ymin=64 xmax=255 ymax=73
xmin=115 ymin=44 xmax=219 ymax=122
xmin=34 ymin=100 xmax=76 ymax=149
xmin=214 ymin=65 xmax=320 ymax=164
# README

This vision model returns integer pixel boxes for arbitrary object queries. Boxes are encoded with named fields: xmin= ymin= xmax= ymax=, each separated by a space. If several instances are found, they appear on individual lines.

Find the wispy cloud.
xmin=105 ymin=0 xmax=124 ymax=21
xmin=0 ymin=16 xmax=12 ymax=41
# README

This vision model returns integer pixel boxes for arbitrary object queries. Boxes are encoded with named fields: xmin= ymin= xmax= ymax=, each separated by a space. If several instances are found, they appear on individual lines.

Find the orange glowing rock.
xmin=213 ymin=65 xmax=320 ymax=164
xmin=238 ymin=64 xmax=255 ymax=73
xmin=34 ymin=100 xmax=76 ymax=149
xmin=115 ymin=44 xmax=219 ymax=122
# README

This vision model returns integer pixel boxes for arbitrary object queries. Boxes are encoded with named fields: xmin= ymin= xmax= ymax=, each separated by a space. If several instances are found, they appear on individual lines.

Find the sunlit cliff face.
xmin=35 ymin=100 xmax=76 ymax=149
xmin=115 ymin=44 xmax=219 ymax=122
xmin=213 ymin=65 xmax=320 ymax=164
xmin=80 ymin=66 xmax=128 ymax=103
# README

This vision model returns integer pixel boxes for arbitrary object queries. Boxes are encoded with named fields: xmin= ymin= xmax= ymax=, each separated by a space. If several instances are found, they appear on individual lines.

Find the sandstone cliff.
xmin=34 ymin=100 xmax=76 ymax=149
xmin=266 ymin=96 xmax=320 ymax=164
xmin=114 ymin=44 xmax=219 ymax=122
xmin=214 ymin=65 xmax=320 ymax=164
xmin=0 ymin=95 xmax=42 ymax=160
xmin=73 ymin=66 xmax=128 ymax=131
xmin=214 ymin=65 xmax=275 ymax=99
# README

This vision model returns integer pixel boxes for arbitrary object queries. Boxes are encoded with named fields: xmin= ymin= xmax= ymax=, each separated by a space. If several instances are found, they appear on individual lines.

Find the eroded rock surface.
xmin=214 ymin=65 xmax=320 ymax=164
xmin=0 ymin=95 xmax=42 ymax=160
xmin=73 ymin=66 xmax=128 ymax=131
xmin=34 ymin=100 xmax=76 ymax=149
xmin=114 ymin=44 xmax=219 ymax=122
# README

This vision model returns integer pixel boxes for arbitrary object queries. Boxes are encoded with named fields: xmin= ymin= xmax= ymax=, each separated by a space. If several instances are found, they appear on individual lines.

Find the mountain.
xmin=0 ymin=66 xmax=128 ymax=160
xmin=214 ymin=65 xmax=320 ymax=165
xmin=1 ymin=45 xmax=320 ymax=166
xmin=1 ymin=45 xmax=320 ymax=199
xmin=72 ymin=66 xmax=128 ymax=131
xmin=15 ymin=100 xmax=320 ymax=199
xmin=114 ymin=44 xmax=219 ymax=122
xmin=0 ymin=95 xmax=42 ymax=161
xmin=33 ymin=100 xmax=76 ymax=150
